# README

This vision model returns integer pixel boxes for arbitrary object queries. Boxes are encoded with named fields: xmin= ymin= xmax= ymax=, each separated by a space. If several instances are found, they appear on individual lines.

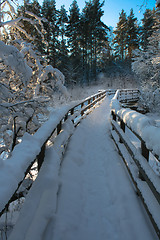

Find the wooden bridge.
xmin=0 ymin=89 xmax=160 ymax=240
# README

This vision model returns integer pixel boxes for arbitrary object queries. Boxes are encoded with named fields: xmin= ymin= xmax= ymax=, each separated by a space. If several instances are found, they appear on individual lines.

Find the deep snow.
xmin=8 ymin=97 xmax=157 ymax=240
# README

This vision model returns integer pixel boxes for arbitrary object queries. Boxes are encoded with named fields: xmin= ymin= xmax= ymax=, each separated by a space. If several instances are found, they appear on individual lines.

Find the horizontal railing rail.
xmin=0 ymin=89 xmax=111 ymax=217
xmin=110 ymin=89 xmax=160 ymax=238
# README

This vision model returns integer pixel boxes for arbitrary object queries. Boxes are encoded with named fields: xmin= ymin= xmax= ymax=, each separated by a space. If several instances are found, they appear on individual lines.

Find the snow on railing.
xmin=0 ymin=90 xmax=108 ymax=218
xmin=111 ymin=89 xmax=159 ymax=158
xmin=110 ymin=89 xmax=160 ymax=239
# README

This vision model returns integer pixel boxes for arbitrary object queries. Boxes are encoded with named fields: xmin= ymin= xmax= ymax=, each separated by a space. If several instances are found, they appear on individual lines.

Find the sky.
xmin=18 ymin=0 xmax=157 ymax=28
xmin=55 ymin=0 xmax=156 ymax=28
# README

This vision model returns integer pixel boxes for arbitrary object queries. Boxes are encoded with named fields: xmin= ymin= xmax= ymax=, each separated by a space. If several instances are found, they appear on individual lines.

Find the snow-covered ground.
xmin=8 ymin=97 xmax=157 ymax=240
xmin=51 ymin=98 xmax=157 ymax=240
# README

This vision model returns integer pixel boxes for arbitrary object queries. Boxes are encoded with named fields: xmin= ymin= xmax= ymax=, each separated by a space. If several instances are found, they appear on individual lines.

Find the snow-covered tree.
xmin=140 ymin=8 xmax=155 ymax=50
xmin=17 ymin=0 xmax=45 ymax=53
xmin=132 ymin=7 xmax=160 ymax=112
xmin=0 ymin=0 xmax=68 ymax=158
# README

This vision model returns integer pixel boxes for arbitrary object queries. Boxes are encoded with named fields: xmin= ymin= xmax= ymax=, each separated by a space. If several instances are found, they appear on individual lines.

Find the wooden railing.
xmin=111 ymin=89 xmax=160 ymax=238
xmin=0 ymin=90 xmax=110 ymax=217
xmin=114 ymin=89 xmax=140 ymax=102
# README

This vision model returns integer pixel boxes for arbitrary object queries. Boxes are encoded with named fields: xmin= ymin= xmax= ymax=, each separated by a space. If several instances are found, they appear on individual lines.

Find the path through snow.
xmin=49 ymin=97 xmax=156 ymax=240
xmin=8 ymin=97 xmax=157 ymax=240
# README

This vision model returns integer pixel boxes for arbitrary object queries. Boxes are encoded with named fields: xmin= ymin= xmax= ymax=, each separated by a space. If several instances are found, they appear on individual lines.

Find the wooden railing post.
xmin=64 ymin=113 xmax=68 ymax=121
xmin=71 ymin=108 xmax=74 ymax=115
xmin=112 ymin=111 xmax=116 ymax=121
xmin=119 ymin=91 xmax=122 ymax=101
xmin=125 ymin=90 xmax=127 ymax=101
xmin=37 ymin=143 xmax=46 ymax=171
xmin=120 ymin=120 xmax=125 ymax=132
xmin=88 ymin=99 xmax=91 ymax=108
xmin=81 ymin=103 xmax=84 ymax=116
xmin=111 ymin=111 xmax=116 ymax=130
xmin=57 ymin=120 xmax=62 ymax=135
xmin=131 ymin=90 xmax=133 ymax=100
xmin=119 ymin=120 xmax=125 ymax=143
xmin=141 ymin=140 xmax=149 ymax=161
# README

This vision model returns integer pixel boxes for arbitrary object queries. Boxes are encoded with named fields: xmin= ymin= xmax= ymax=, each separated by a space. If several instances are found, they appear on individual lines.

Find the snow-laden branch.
xmin=0 ymin=16 xmax=22 ymax=27
xmin=156 ymin=0 xmax=160 ymax=8
xmin=20 ymin=42 xmax=43 ymax=72
xmin=14 ymin=25 xmax=34 ymax=41
xmin=25 ymin=10 xmax=47 ymax=27
xmin=0 ymin=40 xmax=32 ymax=86
xmin=0 ymin=98 xmax=50 ymax=108
xmin=0 ymin=1 xmax=47 ymax=45
xmin=35 ymin=65 xmax=69 ymax=97
xmin=1 ymin=0 xmax=16 ymax=14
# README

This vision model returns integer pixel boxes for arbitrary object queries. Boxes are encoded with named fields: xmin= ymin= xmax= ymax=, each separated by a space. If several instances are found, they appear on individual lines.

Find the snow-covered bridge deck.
xmin=9 ymin=97 xmax=157 ymax=240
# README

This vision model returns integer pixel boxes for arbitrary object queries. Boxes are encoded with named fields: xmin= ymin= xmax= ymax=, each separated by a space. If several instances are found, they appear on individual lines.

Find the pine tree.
xmin=113 ymin=9 xmax=128 ymax=60
xmin=127 ymin=9 xmax=139 ymax=59
xmin=66 ymin=0 xmax=82 ymax=85
xmin=41 ymin=0 xmax=58 ymax=66
xmin=67 ymin=0 xmax=81 ymax=58
xmin=90 ymin=0 xmax=109 ymax=79
xmin=80 ymin=0 xmax=109 ymax=83
xmin=57 ymin=5 xmax=68 ymax=44
xmin=141 ymin=8 xmax=155 ymax=50
xmin=79 ymin=2 xmax=91 ymax=84
xmin=56 ymin=5 xmax=69 ymax=78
